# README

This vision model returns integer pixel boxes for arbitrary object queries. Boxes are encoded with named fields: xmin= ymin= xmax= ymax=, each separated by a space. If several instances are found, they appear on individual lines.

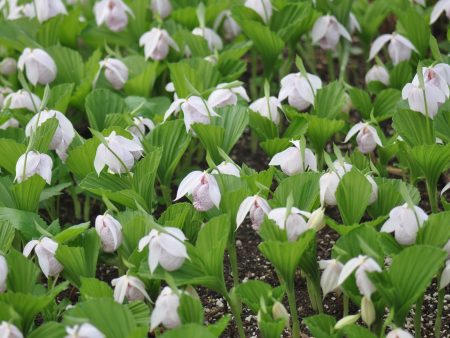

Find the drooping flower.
xmin=269 ymin=140 xmax=317 ymax=176
xmin=151 ymin=0 xmax=172 ymax=19
xmin=369 ymin=33 xmax=417 ymax=65
xmin=3 ymin=90 xmax=41 ymax=112
xmin=25 ymin=109 xmax=75 ymax=161
xmin=15 ymin=151 xmax=53 ymax=184
xmin=0 ymin=255 xmax=7 ymax=293
xmin=381 ymin=203 xmax=428 ymax=245
xmin=344 ymin=122 xmax=383 ymax=154
xmin=164 ymin=96 xmax=218 ymax=132
xmin=236 ymin=195 xmax=271 ymax=230
xmin=338 ymin=255 xmax=382 ymax=298
xmin=212 ymin=161 xmax=241 ymax=177
xmin=386 ymin=328 xmax=414 ymax=338
xmin=111 ymin=274 xmax=150 ymax=304
xmin=175 ymin=171 xmax=221 ymax=211
xmin=192 ymin=27 xmax=223 ymax=51
xmin=138 ymin=227 xmax=188 ymax=273
xmin=207 ymin=82 xmax=249 ymax=109
xmin=18 ymin=48 xmax=57 ymax=85
xmin=94 ymin=0 xmax=133 ymax=32
xmin=306 ymin=207 xmax=326 ymax=231
xmin=214 ymin=10 xmax=240 ymax=40
xmin=150 ymin=286 xmax=181 ymax=330
xmin=95 ymin=214 xmax=123 ymax=253
xmin=64 ymin=323 xmax=105 ymax=338
xmin=0 ymin=117 xmax=19 ymax=130
xmin=139 ymin=28 xmax=179 ymax=61
xmin=0 ymin=57 xmax=17 ymax=75
xmin=430 ymin=0 xmax=450 ymax=24
xmin=244 ymin=0 xmax=272 ymax=23
xmin=6 ymin=1 xmax=36 ymax=20
xmin=34 ymin=0 xmax=67 ymax=23
xmin=319 ymin=259 xmax=343 ymax=297
xmin=311 ymin=15 xmax=351 ymax=50
xmin=0 ymin=322 xmax=23 ymax=338
xmin=98 ymin=58 xmax=128 ymax=90
xmin=94 ymin=131 xmax=143 ymax=175
xmin=365 ymin=65 xmax=390 ymax=86
xmin=268 ymin=207 xmax=312 ymax=242
xmin=278 ymin=72 xmax=322 ymax=111
xmin=249 ymin=96 xmax=283 ymax=124
xmin=23 ymin=237 xmax=63 ymax=277
xmin=127 ymin=116 xmax=155 ymax=140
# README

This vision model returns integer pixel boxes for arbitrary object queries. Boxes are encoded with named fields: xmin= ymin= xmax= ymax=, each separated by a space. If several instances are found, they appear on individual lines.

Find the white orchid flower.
xmin=6 ymin=1 xmax=36 ymax=20
xmin=111 ymin=274 xmax=150 ymax=304
xmin=4 ymin=90 xmax=41 ymax=112
xmin=175 ymin=171 xmax=221 ymax=211
xmin=0 ymin=57 xmax=17 ymax=75
xmin=64 ymin=323 xmax=105 ymax=338
xmin=236 ymin=195 xmax=271 ymax=230
xmin=94 ymin=131 xmax=143 ymax=175
xmin=214 ymin=10 xmax=240 ymax=40
xmin=0 ymin=117 xmax=19 ymax=130
xmin=98 ymin=58 xmax=128 ymax=90
xmin=268 ymin=207 xmax=312 ymax=242
xmin=307 ymin=207 xmax=326 ymax=231
xmin=164 ymin=96 xmax=219 ymax=132
xmin=381 ymin=203 xmax=428 ymax=245
xmin=23 ymin=237 xmax=63 ymax=278
xmin=139 ymin=28 xmax=179 ymax=61
xmin=127 ymin=116 xmax=155 ymax=140
xmin=338 ymin=255 xmax=382 ymax=298
xmin=348 ymin=12 xmax=361 ymax=33
xmin=95 ymin=214 xmax=123 ymax=253
xmin=192 ymin=27 xmax=223 ymax=51
xmin=319 ymin=259 xmax=343 ymax=297
xmin=249 ymin=96 xmax=283 ymax=124
xmin=269 ymin=140 xmax=317 ymax=176
xmin=279 ymin=72 xmax=322 ymax=111
xmin=386 ymin=328 xmax=414 ymax=338
xmin=311 ymin=15 xmax=351 ymax=50
xmin=139 ymin=227 xmax=188 ymax=273
xmin=15 ymin=151 xmax=53 ymax=184
xmin=34 ymin=0 xmax=67 ymax=23
xmin=0 ymin=255 xmax=7 ymax=293
xmin=244 ymin=0 xmax=272 ymax=23
xmin=25 ymin=109 xmax=75 ymax=161
xmin=18 ymin=48 xmax=57 ymax=85
xmin=344 ymin=122 xmax=383 ymax=154
xmin=430 ymin=0 xmax=450 ymax=24
xmin=207 ymin=82 xmax=249 ymax=109
xmin=0 ymin=322 xmax=23 ymax=338
xmin=369 ymin=33 xmax=417 ymax=65
xmin=150 ymin=286 xmax=181 ymax=331
xmin=151 ymin=0 xmax=172 ymax=19
xmin=365 ymin=65 xmax=390 ymax=86
xmin=211 ymin=161 xmax=240 ymax=177
xmin=94 ymin=0 xmax=133 ymax=32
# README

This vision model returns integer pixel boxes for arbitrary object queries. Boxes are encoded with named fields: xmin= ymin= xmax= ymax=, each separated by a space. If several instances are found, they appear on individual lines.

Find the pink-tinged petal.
xmin=32 ymin=49 xmax=57 ymax=75
xmin=369 ymin=34 xmax=392 ymax=60
xmin=338 ymin=256 xmax=364 ymax=285
xmin=311 ymin=16 xmax=331 ymax=43
xmin=236 ymin=196 xmax=256 ymax=228
xmin=367 ymin=125 xmax=383 ymax=146
xmin=175 ymin=171 xmax=203 ymax=201
xmin=128 ymin=277 xmax=150 ymax=300
xmin=344 ymin=122 xmax=365 ymax=143
xmin=207 ymin=174 xmax=221 ymax=208
xmin=23 ymin=240 xmax=39 ymax=257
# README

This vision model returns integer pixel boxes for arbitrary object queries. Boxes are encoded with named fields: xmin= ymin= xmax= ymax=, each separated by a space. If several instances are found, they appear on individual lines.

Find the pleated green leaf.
xmin=435 ymin=108 xmax=450 ymax=143
xmin=0 ymin=207 xmax=47 ymax=240
xmin=27 ymin=322 xmax=66 ymax=338
xmin=303 ymin=314 xmax=338 ymax=338
xmin=66 ymin=138 xmax=99 ymax=179
xmin=47 ymin=46 xmax=84 ymax=85
xmin=80 ymin=277 xmax=113 ymax=300
xmin=416 ymin=211 xmax=450 ymax=248
xmin=306 ymin=116 xmax=345 ymax=155
xmin=0 ymin=139 xmax=27 ymax=174
xmin=28 ymin=118 xmax=58 ymax=153
xmin=6 ymin=249 xmax=40 ymax=294
xmin=11 ymin=175 xmax=46 ymax=212
xmin=47 ymin=83 xmax=75 ymax=113
xmin=249 ymin=110 xmax=279 ymax=141
xmin=393 ymin=109 xmax=435 ymax=146
xmin=373 ymin=89 xmax=401 ymax=120
xmin=410 ymin=144 xmax=450 ymax=187
xmin=178 ymin=293 xmax=204 ymax=325
xmin=132 ymin=148 xmax=162 ymax=210
xmin=160 ymin=324 xmax=217 ymax=338
xmin=314 ymin=82 xmax=346 ymax=119
xmin=85 ymin=89 xmax=127 ymax=131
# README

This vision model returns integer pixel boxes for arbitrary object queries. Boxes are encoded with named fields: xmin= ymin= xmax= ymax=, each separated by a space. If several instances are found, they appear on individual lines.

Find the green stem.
xmin=434 ymin=287 xmax=445 ymax=338
xmin=379 ymin=308 xmax=394 ymax=337
xmin=415 ymin=294 xmax=423 ymax=338
xmin=326 ymin=52 xmax=336 ymax=81
xmin=228 ymin=244 xmax=240 ymax=288
xmin=287 ymin=280 xmax=301 ymax=338
xmin=83 ymin=195 xmax=90 ymax=222
xmin=338 ymin=42 xmax=350 ymax=83
xmin=306 ymin=277 xmax=323 ymax=313
xmin=161 ymin=185 xmax=172 ymax=207
xmin=225 ymin=294 xmax=245 ymax=338
xmin=71 ymin=189 xmax=81 ymax=220
xmin=343 ymin=294 xmax=349 ymax=317
xmin=426 ymin=180 xmax=439 ymax=213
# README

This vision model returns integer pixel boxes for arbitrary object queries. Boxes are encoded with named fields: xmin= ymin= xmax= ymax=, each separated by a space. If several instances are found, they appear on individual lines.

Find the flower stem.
xmin=326 ymin=52 xmax=336 ymax=81
xmin=228 ymin=243 xmax=240 ymax=288
xmin=287 ymin=279 xmax=301 ymax=338
xmin=343 ymin=294 xmax=349 ymax=316
xmin=415 ymin=294 xmax=424 ymax=338
xmin=225 ymin=293 xmax=245 ymax=338
xmin=434 ymin=287 xmax=445 ymax=338
xmin=426 ymin=180 xmax=439 ymax=213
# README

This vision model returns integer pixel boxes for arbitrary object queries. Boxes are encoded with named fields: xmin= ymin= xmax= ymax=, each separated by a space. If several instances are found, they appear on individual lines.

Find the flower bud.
xmin=0 ymin=322 xmax=23 ymax=338
xmin=0 ymin=57 xmax=17 ymax=75
xmin=94 ymin=0 xmax=133 ymax=32
xmin=236 ymin=195 xmax=271 ymax=230
xmin=344 ymin=122 xmax=382 ymax=154
xmin=3 ymin=90 xmax=41 ymax=112
xmin=150 ymin=287 xmax=181 ymax=330
xmin=268 ymin=207 xmax=311 ymax=242
xmin=212 ymin=161 xmax=241 ymax=177
xmin=111 ymin=275 xmax=150 ymax=304
xmin=140 ymin=28 xmax=179 ymax=61
xmin=95 ymin=214 xmax=123 ymax=253
xmin=279 ymin=72 xmax=322 ymax=111
xmin=207 ymin=83 xmax=249 ymax=109
xmin=23 ymin=237 xmax=63 ymax=277
xmin=361 ymin=296 xmax=375 ymax=327
xmin=249 ymin=96 xmax=283 ymax=124
xmin=99 ymin=58 xmax=128 ymax=90
xmin=365 ymin=65 xmax=390 ymax=86
xmin=18 ymin=48 xmax=57 ymax=85
xmin=272 ymin=301 xmax=289 ymax=327
xmin=369 ymin=33 xmax=417 ymax=65
xmin=34 ymin=0 xmax=67 ymax=23
xmin=334 ymin=314 xmax=360 ymax=330
xmin=319 ymin=259 xmax=343 ymax=297
xmin=214 ymin=11 xmax=240 ymax=40
xmin=65 ymin=323 xmax=105 ymax=338
xmin=0 ymin=255 xmax=8 ymax=293
xmin=312 ymin=15 xmax=351 ymax=51
xmin=307 ymin=207 xmax=326 ymax=231
xmin=175 ymin=171 xmax=221 ymax=211
xmin=244 ymin=0 xmax=272 ymax=23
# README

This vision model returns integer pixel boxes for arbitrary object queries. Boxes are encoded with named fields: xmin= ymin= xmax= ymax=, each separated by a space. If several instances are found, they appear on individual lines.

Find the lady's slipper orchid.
xmin=111 ymin=274 xmax=150 ymax=303
xmin=212 ymin=161 xmax=240 ymax=177
xmin=311 ymin=15 xmax=351 ymax=50
xmin=151 ymin=0 xmax=172 ymax=19
xmin=381 ymin=203 xmax=428 ymax=245
xmin=98 ymin=58 xmax=128 ymax=90
xmin=365 ymin=65 xmax=390 ymax=86
xmin=430 ymin=0 xmax=450 ymax=24
xmin=214 ymin=10 xmax=240 ymax=39
xmin=139 ymin=28 xmax=179 ymax=61
xmin=127 ymin=116 xmax=155 ymax=140
xmin=4 ymin=90 xmax=41 ymax=112
xmin=139 ymin=227 xmax=188 ymax=273
xmin=369 ymin=33 xmax=417 ymax=65
xmin=192 ymin=27 xmax=223 ymax=51
xmin=269 ymin=140 xmax=317 ymax=176
xmin=23 ymin=237 xmax=63 ymax=277
xmin=34 ymin=0 xmax=67 ymax=23
xmin=175 ymin=171 xmax=221 ymax=211
xmin=65 ymin=323 xmax=105 ymax=338
xmin=164 ymin=96 xmax=218 ymax=132
xmin=244 ymin=0 xmax=272 ymax=24
xmin=0 ymin=117 xmax=19 ymax=130
xmin=338 ymin=255 xmax=382 ymax=298
xmin=150 ymin=286 xmax=181 ymax=330
xmin=0 ymin=322 xmax=23 ymax=338
xmin=319 ymin=259 xmax=343 ymax=297
xmin=26 ymin=109 xmax=75 ymax=161
xmin=94 ymin=0 xmax=133 ymax=32
xmin=15 ymin=151 xmax=53 ymax=184
xmin=344 ymin=122 xmax=383 ymax=154
xmin=18 ymin=48 xmax=57 ymax=85
xmin=207 ymin=83 xmax=249 ymax=109
xmin=278 ymin=72 xmax=322 ymax=111
xmin=386 ymin=328 xmax=414 ymax=338
xmin=95 ymin=214 xmax=123 ymax=253
xmin=94 ymin=131 xmax=143 ymax=175
xmin=268 ymin=207 xmax=312 ymax=242
xmin=236 ymin=195 xmax=271 ymax=230
xmin=249 ymin=96 xmax=283 ymax=124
